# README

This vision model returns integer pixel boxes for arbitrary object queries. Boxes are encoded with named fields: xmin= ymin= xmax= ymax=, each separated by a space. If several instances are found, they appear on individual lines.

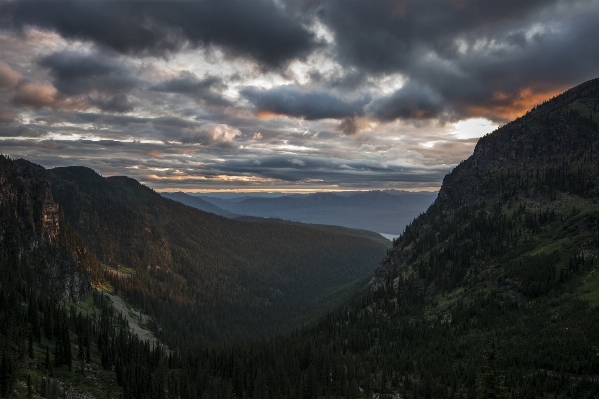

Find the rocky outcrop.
xmin=0 ymin=155 xmax=92 ymax=301
xmin=40 ymin=182 xmax=60 ymax=243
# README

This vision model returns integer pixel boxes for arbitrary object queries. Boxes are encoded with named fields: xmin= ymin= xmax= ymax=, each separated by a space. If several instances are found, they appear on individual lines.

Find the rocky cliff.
xmin=0 ymin=156 xmax=92 ymax=301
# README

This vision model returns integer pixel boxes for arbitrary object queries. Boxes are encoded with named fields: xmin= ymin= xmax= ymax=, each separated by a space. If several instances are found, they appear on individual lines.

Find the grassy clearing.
xmin=92 ymin=279 xmax=114 ymax=293
xmin=577 ymin=267 xmax=599 ymax=307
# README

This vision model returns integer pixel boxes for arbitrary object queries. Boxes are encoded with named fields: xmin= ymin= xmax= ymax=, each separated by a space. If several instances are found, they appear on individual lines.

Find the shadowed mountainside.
xmin=6 ymin=158 xmax=389 ymax=345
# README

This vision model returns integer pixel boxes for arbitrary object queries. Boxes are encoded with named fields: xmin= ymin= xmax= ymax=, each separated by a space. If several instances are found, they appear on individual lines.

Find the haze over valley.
xmin=162 ymin=190 xmax=437 ymax=235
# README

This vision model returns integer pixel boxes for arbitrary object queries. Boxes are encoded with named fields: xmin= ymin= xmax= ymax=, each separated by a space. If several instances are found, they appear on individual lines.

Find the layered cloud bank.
xmin=1 ymin=0 xmax=598 ymax=191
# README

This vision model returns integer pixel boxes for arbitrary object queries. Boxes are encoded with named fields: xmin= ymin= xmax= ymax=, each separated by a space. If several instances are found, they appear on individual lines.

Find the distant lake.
xmin=379 ymin=233 xmax=399 ymax=241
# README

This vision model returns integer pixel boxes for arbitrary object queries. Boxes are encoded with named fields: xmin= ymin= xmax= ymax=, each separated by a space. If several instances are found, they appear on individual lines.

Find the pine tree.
xmin=0 ymin=350 xmax=7 ymax=398
xmin=27 ymin=374 xmax=33 ymax=399
xmin=477 ymin=334 xmax=507 ymax=399
xmin=45 ymin=346 xmax=51 ymax=370
xmin=28 ymin=331 xmax=34 ymax=359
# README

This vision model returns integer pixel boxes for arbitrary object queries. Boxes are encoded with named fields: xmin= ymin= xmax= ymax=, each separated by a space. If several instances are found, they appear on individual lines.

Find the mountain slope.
xmin=0 ymin=156 xmax=94 ymax=301
xmin=8 ymin=158 xmax=389 ymax=345
xmin=234 ymin=215 xmax=391 ymax=246
xmin=169 ymin=78 xmax=599 ymax=399
xmin=375 ymin=77 xmax=599 ymax=288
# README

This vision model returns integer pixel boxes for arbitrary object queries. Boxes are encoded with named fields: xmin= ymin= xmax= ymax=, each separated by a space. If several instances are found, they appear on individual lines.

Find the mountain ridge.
xmin=4 ymin=157 xmax=390 ymax=345
xmin=373 ymin=77 xmax=599 ymax=288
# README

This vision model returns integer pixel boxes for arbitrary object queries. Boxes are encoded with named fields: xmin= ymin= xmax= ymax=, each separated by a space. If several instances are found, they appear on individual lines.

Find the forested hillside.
xmin=1 ymin=78 xmax=599 ymax=399
xmin=3 ymin=158 xmax=389 ymax=346
xmin=163 ymin=78 xmax=599 ymax=398
xmin=151 ymin=78 xmax=599 ymax=399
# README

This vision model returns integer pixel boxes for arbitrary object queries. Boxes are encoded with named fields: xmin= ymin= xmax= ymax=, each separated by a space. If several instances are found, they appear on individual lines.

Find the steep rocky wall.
xmin=0 ymin=156 xmax=91 ymax=301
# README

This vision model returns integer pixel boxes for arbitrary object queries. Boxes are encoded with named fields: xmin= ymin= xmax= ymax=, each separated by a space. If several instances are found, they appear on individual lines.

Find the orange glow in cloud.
xmin=145 ymin=150 xmax=163 ymax=158
xmin=257 ymin=110 xmax=280 ymax=119
xmin=15 ymin=82 xmax=58 ymax=108
xmin=451 ymin=0 xmax=468 ymax=10
xmin=0 ymin=109 xmax=15 ymax=123
xmin=145 ymin=174 xmax=280 ymax=184
xmin=462 ymin=86 xmax=566 ymax=121
xmin=1 ymin=61 xmax=88 ymax=112
xmin=13 ymin=81 xmax=88 ymax=111
xmin=391 ymin=0 xmax=410 ymax=19
xmin=410 ymin=109 xmax=432 ymax=118
xmin=0 ymin=61 xmax=21 ymax=89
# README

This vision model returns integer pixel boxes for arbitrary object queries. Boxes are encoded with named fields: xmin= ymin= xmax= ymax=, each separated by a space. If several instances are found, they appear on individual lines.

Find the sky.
xmin=0 ymin=0 xmax=598 ymax=193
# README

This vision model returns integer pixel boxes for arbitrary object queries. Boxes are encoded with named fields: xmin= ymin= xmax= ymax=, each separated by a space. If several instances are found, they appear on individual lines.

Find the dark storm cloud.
xmin=0 ymin=125 xmax=43 ymax=138
xmin=407 ymin=4 xmax=599 ymax=121
xmin=309 ymin=0 xmax=599 ymax=122
xmin=152 ymin=72 xmax=231 ymax=107
xmin=3 ymin=0 xmax=599 ymax=192
xmin=6 ymin=0 xmax=318 ymax=68
xmin=89 ymin=94 xmax=134 ymax=113
xmin=316 ymin=0 xmax=557 ymax=74
xmin=39 ymin=51 xmax=140 ymax=96
xmin=337 ymin=117 xmax=359 ymax=135
xmin=242 ymin=86 xmax=370 ymax=120
xmin=368 ymin=82 xmax=444 ymax=121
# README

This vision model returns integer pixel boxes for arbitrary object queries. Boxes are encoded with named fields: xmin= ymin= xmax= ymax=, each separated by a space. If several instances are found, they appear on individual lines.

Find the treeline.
xmin=3 ymin=242 xmax=598 ymax=399
xmin=0 ymin=249 xmax=169 ymax=399
xmin=165 ymin=277 xmax=599 ymax=399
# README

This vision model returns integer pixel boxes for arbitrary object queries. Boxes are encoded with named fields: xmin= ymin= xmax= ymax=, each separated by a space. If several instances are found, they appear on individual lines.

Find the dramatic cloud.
xmin=0 ymin=62 xmax=21 ymax=89
xmin=368 ymin=82 xmax=445 ymax=121
xmin=1 ymin=0 xmax=598 ymax=192
xmin=6 ymin=0 xmax=318 ymax=68
xmin=152 ymin=72 xmax=231 ymax=107
xmin=242 ymin=86 xmax=369 ymax=120
xmin=314 ymin=0 xmax=599 ymax=121
xmin=180 ymin=124 xmax=242 ymax=146
xmin=39 ymin=51 xmax=140 ymax=95
xmin=89 ymin=94 xmax=134 ymax=113
xmin=12 ymin=80 xmax=86 ymax=110
xmin=317 ymin=0 xmax=556 ymax=74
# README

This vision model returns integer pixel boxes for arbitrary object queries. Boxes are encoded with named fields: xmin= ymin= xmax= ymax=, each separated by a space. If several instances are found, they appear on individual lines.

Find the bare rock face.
xmin=40 ymin=182 xmax=60 ymax=243
xmin=0 ymin=155 xmax=92 ymax=301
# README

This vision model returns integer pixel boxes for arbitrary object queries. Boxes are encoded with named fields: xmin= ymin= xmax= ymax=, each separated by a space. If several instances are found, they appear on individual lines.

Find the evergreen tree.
xmin=477 ymin=334 xmax=507 ymax=399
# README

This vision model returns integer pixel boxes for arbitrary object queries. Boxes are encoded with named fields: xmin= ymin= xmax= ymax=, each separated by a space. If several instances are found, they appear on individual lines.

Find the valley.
xmin=1 ymin=78 xmax=599 ymax=398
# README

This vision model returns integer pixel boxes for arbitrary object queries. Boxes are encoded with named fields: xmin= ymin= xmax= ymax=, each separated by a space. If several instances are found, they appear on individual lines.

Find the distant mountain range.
xmin=161 ymin=191 xmax=239 ymax=218
xmin=162 ymin=190 xmax=437 ymax=234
